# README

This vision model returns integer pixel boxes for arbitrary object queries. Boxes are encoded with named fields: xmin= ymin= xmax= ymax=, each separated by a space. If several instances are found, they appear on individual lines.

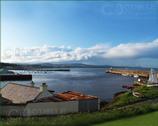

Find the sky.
xmin=1 ymin=1 xmax=158 ymax=67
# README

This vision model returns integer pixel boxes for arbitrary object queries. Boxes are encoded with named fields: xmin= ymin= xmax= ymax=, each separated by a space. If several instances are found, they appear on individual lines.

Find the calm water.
xmin=1 ymin=68 xmax=134 ymax=101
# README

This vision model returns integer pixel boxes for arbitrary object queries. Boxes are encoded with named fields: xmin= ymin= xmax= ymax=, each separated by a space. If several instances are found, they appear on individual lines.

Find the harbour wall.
xmin=106 ymin=69 xmax=149 ymax=77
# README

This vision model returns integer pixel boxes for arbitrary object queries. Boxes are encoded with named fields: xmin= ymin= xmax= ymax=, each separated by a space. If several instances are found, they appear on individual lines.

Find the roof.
xmin=31 ymin=91 xmax=98 ymax=103
xmin=1 ymin=83 xmax=42 ymax=104
xmin=34 ymin=96 xmax=63 ymax=102
xmin=0 ymin=94 xmax=12 ymax=105
xmin=1 ymin=83 xmax=98 ymax=104
xmin=55 ymin=91 xmax=98 ymax=101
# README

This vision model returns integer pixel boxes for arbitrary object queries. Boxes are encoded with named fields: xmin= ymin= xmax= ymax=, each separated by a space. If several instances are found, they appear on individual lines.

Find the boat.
xmin=134 ymin=74 xmax=139 ymax=78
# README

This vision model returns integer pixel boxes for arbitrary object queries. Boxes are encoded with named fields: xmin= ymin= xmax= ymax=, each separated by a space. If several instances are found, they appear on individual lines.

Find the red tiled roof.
xmin=55 ymin=91 xmax=98 ymax=101
xmin=1 ymin=83 xmax=41 ymax=104
xmin=1 ymin=83 xmax=97 ymax=104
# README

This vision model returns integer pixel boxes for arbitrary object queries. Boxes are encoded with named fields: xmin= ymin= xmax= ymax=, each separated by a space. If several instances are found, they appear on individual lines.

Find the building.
xmin=147 ymin=69 xmax=158 ymax=87
xmin=1 ymin=83 xmax=54 ymax=104
xmin=0 ymin=83 xmax=100 ymax=117
xmin=55 ymin=91 xmax=99 ymax=112
xmin=0 ymin=94 xmax=12 ymax=105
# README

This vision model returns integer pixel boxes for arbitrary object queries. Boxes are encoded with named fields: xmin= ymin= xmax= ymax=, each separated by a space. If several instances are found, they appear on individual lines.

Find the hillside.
xmin=102 ymin=86 xmax=158 ymax=110
xmin=0 ymin=62 xmax=110 ymax=70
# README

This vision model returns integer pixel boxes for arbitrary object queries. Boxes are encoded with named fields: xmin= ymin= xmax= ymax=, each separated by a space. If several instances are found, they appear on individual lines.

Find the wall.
xmin=78 ymin=99 xmax=100 ymax=112
xmin=108 ymin=69 xmax=149 ymax=77
xmin=0 ymin=99 xmax=100 ymax=117
xmin=0 ymin=101 xmax=78 ymax=117
xmin=0 ymin=105 xmax=25 ymax=116
xmin=24 ymin=101 xmax=79 ymax=116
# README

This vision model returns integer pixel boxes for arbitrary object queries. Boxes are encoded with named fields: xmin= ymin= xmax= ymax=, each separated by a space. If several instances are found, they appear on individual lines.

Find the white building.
xmin=147 ymin=69 xmax=158 ymax=87
xmin=0 ymin=83 xmax=100 ymax=117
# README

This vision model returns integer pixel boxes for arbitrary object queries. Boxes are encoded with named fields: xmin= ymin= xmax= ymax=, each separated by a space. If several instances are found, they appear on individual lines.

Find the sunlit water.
xmin=0 ymin=68 xmax=135 ymax=101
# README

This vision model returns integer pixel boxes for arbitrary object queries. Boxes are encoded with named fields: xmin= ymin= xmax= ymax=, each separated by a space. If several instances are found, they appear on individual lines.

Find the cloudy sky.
xmin=1 ymin=1 xmax=158 ymax=67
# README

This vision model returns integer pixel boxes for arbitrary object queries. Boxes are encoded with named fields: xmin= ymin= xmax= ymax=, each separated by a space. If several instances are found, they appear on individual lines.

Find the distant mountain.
xmin=1 ymin=62 xmax=156 ymax=70
xmin=0 ymin=62 xmax=111 ymax=70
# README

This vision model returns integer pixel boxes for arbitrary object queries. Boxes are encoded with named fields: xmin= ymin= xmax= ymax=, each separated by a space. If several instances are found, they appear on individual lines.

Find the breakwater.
xmin=0 ymin=74 xmax=32 ymax=81
xmin=106 ymin=69 xmax=149 ymax=77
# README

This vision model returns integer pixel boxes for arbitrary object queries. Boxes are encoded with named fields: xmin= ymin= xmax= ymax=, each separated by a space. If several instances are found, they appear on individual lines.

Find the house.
xmin=0 ymin=83 xmax=100 ymax=117
xmin=55 ymin=91 xmax=99 ymax=112
xmin=1 ymin=83 xmax=54 ymax=104
xmin=0 ymin=94 xmax=12 ymax=105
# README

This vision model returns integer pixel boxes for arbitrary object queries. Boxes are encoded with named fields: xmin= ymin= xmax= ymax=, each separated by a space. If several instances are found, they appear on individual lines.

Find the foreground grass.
xmin=94 ymin=111 xmax=158 ymax=126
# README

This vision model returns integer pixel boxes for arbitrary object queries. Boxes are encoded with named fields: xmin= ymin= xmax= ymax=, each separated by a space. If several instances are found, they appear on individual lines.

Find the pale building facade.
xmin=0 ymin=83 xmax=100 ymax=117
xmin=147 ymin=69 xmax=158 ymax=87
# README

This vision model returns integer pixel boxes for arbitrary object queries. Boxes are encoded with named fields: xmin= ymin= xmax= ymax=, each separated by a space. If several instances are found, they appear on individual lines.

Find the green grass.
xmin=135 ymin=86 xmax=158 ymax=98
xmin=93 ymin=111 xmax=158 ymax=126
xmin=103 ymin=86 xmax=158 ymax=109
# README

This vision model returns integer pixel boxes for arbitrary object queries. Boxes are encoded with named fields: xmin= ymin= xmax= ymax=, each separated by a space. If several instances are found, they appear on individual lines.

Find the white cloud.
xmin=105 ymin=39 xmax=158 ymax=58
xmin=2 ymin=44 xmax=108 ymax=63
xmin=2 ymin=39 xmax=158 ymax=67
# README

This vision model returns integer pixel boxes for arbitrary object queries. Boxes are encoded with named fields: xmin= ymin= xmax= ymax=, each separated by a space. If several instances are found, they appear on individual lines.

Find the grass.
xmin=104 ymin=86 xmax=158 ymax=109
xmin=134 ymin=86 xmax=158 ymax=98
xmin=93 ymin=111 xmax=158 ymax=126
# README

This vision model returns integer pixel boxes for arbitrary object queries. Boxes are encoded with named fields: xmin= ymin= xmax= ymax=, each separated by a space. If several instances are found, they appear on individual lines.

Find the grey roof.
xmin=1 ymin=83 xmax=41 ymax=104
xmin=0 ymin=94 xmax=12 ymax=105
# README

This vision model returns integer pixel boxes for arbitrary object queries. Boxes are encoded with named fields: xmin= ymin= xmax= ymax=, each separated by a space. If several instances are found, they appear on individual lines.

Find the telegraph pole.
xmin=0 ymin=0 xmax=1 ymax=64
xmin=0 ymin=35 xmax=1 ymax=63
xmin=0 ymin=27 xmax=1 ymax=64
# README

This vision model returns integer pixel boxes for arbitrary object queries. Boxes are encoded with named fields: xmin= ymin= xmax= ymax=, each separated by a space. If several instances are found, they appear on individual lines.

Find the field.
xmin=94 ymin=111 xmax=158 ymax=126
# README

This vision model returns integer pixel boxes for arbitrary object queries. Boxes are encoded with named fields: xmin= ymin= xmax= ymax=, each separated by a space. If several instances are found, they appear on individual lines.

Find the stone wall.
xmin=0 ymin=101 xmax=78 ymax=117
xmin=24 ymin=101 xmax=79 ymax=116
xmin=0 ymin=99 xmax=100 ymax=117
xmin=78 ymin=99 xmax=99 ymax=112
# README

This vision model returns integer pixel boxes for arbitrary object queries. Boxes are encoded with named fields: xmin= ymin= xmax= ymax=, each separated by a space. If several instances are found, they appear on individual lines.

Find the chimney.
xmin=30 ymin=81 xmax=35 ymax=87
xmin=40 ymin=83 xmax=48 ymax=92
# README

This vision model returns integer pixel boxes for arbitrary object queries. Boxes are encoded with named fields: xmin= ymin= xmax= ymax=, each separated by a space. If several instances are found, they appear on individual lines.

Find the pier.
xmin=0 ymin=74 xmax=32 ymax=81
xmin=106 ymin=68 xmax=150 ymax=78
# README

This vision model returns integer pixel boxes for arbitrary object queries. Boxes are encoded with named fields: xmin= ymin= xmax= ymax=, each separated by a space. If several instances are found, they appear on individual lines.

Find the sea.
xmin=0 ymin=68 xmax=135 ymax=101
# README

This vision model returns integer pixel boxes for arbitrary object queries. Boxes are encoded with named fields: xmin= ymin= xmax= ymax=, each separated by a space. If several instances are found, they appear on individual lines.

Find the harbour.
xmin=0 ymin=68 xmax=134 ymax=101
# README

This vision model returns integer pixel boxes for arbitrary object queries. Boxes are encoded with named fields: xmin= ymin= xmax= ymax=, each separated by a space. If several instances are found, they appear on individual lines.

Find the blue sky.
xmin=1 ymin=1 xmax=158 ymax=67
